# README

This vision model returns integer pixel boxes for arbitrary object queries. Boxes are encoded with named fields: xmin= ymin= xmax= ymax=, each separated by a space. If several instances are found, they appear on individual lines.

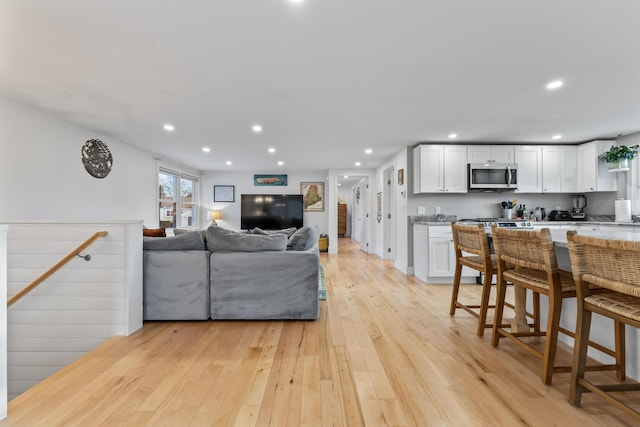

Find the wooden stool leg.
xmin=477 ymin=270 xmax=492 ymax=337
xmin=449 ymin=261 xmax=463 ymax=316
xmin=570 ymin=306 xmax=593 ymax=407
xmin=491 ymin=275 xmax=508 ymax=347
xmin=614 ymin=319 xmax=626 ymax=381
xmin=541 ymin=290 xmax=562 ymax=385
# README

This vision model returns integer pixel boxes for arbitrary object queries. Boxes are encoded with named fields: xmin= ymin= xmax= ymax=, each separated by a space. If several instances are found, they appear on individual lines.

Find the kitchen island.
xmin=507 ymin=227 xmax=640 ymax=383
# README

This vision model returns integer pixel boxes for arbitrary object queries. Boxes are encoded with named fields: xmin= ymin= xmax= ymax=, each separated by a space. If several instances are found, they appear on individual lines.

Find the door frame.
xmin=328 ymin=169 xmax=374 ymax=254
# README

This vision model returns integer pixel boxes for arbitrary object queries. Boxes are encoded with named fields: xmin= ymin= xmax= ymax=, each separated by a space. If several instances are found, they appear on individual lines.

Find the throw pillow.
xmin=143 ymin=231 xmax=206 ymax=251
xmin=174 ymin=228 xmax=208 ymax=243
xmin=207 ymin=226 xmax=287 ymax=252
xmin=143 ymin=227 xmax=166 ymax=237
xmin=287 ymin=226 xmax=320 ymax=251
xmin=250 ymin=227 xmax=297 ymax=237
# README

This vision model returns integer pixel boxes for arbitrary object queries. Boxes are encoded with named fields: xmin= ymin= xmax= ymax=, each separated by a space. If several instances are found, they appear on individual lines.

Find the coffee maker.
xmin=571 ymin=195 xmax=587 ymax=220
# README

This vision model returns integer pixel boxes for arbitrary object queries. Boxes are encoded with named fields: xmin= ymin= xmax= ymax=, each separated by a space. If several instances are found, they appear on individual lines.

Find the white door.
xmin=383 ymin=167 xmax=396 ymax=260
xmin=359 ymin=179 xmax=369 ymax=253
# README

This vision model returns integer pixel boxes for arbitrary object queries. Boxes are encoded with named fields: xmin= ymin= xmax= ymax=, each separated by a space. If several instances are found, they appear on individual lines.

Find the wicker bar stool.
xmin=567 ymin=230 xmax=640 ymax=421
xmin=449 ymin=222 xmax=510 ymax=337
xmin=490 ymin=226 xmax=623 ymax=385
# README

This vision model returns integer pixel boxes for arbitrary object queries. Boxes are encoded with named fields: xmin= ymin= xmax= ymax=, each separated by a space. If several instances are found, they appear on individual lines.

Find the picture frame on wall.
xmin=253 ymin=174 xmax=288 ymax=186
xmin=300 ymin=182 xmax=324 ymax=212
xmin=398 ymin=168 xmax=404 ymax=185
xmin=214 ymin=185 xmax=235 ymax=202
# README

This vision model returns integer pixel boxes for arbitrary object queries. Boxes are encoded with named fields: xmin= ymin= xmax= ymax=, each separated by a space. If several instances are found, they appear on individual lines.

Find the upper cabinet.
xmin=542 ymin=146 xmax=578 ymax=193
xmin=413 ymin=145 xmax=467 ymax=194
xmin=467 ymin=145 xmax=515 ymax=163
xmin=514 ymin=146 xmax=542 ymax=193
xmin=577 ymin=140 xmax=617 ymax=192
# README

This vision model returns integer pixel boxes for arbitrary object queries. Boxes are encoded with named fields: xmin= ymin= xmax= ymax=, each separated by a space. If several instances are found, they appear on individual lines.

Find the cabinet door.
xmin=560 ymin=146 xmax=578 ymax=192
xmin=491 ymin=145 xmax=515 ymax=163
xmin=542 ymin=146 xmax=562 ymax=193
xmin=468 ymin=145 xmax=492 ymax=163
xmin=428 ymin=238 xmax=456 ymax=277
xmin=413 ymin=145 xmax=444 ymax=193
xmin=577 ymin=141 xmax=616 ymax=192
xmin=443 ymin=145 xmax=468 ymax=193
xmin=514 ymin=146 xmax=542 ymax=193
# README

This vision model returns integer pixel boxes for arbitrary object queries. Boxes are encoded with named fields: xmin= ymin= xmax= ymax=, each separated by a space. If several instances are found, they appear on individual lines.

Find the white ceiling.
xmin=2 ymin=1 xmax=640 ymax=172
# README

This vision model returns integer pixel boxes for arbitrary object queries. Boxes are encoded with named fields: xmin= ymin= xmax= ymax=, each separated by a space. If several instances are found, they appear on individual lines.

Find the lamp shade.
xmin=210 ymin=210 xmax=222 ymax=220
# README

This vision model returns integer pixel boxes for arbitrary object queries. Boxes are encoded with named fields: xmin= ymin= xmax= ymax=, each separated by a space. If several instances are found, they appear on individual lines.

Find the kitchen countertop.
xmin=410 ymin=216 xmax=640 ymax=227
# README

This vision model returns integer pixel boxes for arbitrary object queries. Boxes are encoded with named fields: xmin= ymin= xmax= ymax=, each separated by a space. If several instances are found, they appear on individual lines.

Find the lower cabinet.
xmin=428 ymin=227 xmax=456 ymax=277
xmin=412 ymin=224 xmax=475 ymax=282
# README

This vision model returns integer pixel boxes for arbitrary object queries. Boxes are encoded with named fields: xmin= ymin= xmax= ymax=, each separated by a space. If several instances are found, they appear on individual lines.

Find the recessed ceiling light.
xmin=448 ymin=133 xmax=458 ymax=139
xmin=277 ymin=161 xmax=284 ymax=166
xmin=251 ymin=124 xmax=262 ymax=133
xmin=365 ymin=148 xmax=373 ymax=154
xmin=344 ymin=175 xmax=349 ymax=178
xmin=225 ymin=161 xmax=232 ymax=166
xmin=202 ymin=147 xmax=210 ymax=153
xmin=268 ymin=147 xmax=276 ymax=154
xmin=546 ymin=80 xmax=564 ymax=90
xmin=552 ymin=134 xmax=562 ymax=140
xmin=338 ymin=183 xmax=342 ymax=186
xmin=355 ymin=162 xmax=361 ymax=166
xmin=163 ymin=124 xmax=175 ymax=131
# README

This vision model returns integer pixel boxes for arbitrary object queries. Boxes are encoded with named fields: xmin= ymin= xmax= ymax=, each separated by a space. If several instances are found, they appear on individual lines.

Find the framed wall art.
xmin=254 ymin=174 xmax=288 ymax=186
xmin=300 ymin=182 xmax=324 ymax=212
xmin=398 ymin=168 xmax=404 ymax=185
xmin=214 ymin=185 xmax=235 ymax=202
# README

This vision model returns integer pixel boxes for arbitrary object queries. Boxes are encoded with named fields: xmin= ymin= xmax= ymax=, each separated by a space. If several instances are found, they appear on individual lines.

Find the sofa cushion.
xmin=207 ymin=226 xmax=287 ymax=252
xmin=250 ymin=227 xmax=297 ymax=237
xmin=143 ymin=231 xmax=206 ymax=251
xmin=143 ymin=227 xmax=166 ymax=237
xmin=287 ymin=226 xmax=320 ymax=251
xmin=174 ymin=228 xmax=208 ymax=242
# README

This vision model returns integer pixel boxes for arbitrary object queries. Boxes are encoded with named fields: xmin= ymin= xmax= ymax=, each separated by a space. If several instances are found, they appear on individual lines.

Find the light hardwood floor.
xmin=2 ymin=238 xmax=638 ymax=426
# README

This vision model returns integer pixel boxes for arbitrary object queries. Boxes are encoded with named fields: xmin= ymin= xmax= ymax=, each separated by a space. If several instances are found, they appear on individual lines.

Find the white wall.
xmin=200 ymin=170 xmax=329 ymax=233
xmin=0 ymin=98 xmax=157 ymax=225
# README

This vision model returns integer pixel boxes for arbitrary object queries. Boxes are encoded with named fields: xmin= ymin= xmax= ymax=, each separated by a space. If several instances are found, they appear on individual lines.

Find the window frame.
xmin=157 ymin=166 xmax=199 ymax=229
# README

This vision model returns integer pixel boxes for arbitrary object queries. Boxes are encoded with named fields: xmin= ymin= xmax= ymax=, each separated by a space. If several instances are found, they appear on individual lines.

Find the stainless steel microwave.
xmin=468 ymin=163 xmax=518 ymax=190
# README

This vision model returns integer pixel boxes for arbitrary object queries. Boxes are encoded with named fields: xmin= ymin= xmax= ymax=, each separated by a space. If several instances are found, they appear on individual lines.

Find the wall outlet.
xmin=417 ymin=206 xmax=426 ymax=214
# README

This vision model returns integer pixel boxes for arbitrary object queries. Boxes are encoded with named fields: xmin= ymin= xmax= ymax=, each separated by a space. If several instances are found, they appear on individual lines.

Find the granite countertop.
xmin=410 ymin=214 xmax=640 ymax=227
xmin=410 ymin=215 xmax=456 ymax=224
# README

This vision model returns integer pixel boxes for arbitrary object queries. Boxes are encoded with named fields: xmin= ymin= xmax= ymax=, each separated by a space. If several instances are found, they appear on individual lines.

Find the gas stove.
xmin=461 ymin=218 xmax=534 ymax=230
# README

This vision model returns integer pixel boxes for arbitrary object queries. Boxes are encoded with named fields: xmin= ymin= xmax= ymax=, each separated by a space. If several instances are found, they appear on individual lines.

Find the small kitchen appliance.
xmin=468 ymin=163 xmax=518 ymax=190
xmin=571 ymin=195 xmax=587 ymax=220
xmin=548 ymin=210 xmax=571 ymax=221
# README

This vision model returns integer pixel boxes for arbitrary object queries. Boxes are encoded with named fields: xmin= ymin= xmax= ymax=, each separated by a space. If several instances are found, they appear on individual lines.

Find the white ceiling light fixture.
xmin=163 ymin=124 xmax=175 ymax=131
xmin=225 ymin=161 xmax=232 ymax=166
xmin=546 ymin=80 xmax=564 ymax=90
xmin=289 ymin=0 xmax=305 ymax=4
xmin=355 ymin=162 xmax=361 ymax=166
xmin=277 ymin=161 xmax=284 ymax=166
xmin=338 ymin=183 xmax=342 ymax=186
xmin=448 ymin=133 xmax=458 ymax=139
xmin=268 ymin=147 xmax=276 ymax=153
xmin=365 ymin=148 xmax=372 ymax=154
xmin=344 ymin=175 xmax=349 ymax=178
xmin=552 ymin=134 xmax=562 ymax=140
xmin=202 ymin=147 xmax=210 ymax=153
xmin=251 ymin=124 xmax=262 ymax=133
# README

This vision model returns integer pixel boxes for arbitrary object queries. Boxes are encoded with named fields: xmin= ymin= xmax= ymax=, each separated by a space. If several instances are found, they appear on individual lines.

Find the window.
xmin=158 ymin=167 xmax=199 ymax=228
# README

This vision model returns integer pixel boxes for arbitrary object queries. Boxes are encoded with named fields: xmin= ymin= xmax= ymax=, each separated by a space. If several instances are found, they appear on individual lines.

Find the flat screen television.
xmin=241 ymin=194 xmax=303 ymax=230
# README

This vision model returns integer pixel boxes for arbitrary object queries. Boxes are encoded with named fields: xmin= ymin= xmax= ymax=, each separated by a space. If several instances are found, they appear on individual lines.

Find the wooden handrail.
xmin=7 ymin=231 xmax=108 ymax=307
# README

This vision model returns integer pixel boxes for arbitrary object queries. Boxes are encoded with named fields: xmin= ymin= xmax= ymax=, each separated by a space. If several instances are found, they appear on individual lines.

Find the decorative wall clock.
xmin=81 ymin=139 xmax=113 ymax=178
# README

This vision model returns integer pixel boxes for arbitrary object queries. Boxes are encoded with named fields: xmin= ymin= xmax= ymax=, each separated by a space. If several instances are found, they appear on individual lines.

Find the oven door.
xmin=468 ymin=163 xmax=517 ymax=189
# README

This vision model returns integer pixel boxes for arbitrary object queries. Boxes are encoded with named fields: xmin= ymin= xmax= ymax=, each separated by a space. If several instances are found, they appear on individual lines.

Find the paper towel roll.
xmin=615 ymin=199 xmax=631 ymax=222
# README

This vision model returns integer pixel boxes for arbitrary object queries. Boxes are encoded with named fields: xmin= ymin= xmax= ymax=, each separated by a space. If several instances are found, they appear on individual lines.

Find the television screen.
xmin=241 ymin=194 xmax=303 ymax=230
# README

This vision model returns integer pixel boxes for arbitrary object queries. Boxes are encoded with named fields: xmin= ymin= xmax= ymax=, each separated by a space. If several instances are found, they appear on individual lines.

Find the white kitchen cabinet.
xmin=514 ymin=146 xmax=543 ymax=193
xmin=468 ymin=145 xmax=515 ymax=163
xmin=413 ymin=145 xmax=467 ymax=193
xmin=542 ymin=146 xmax=578 ymax=193
xmin=428 ymin=226 xmax=456 ymax=277
xmin=577 ymin=141 xmax=617 ymax=192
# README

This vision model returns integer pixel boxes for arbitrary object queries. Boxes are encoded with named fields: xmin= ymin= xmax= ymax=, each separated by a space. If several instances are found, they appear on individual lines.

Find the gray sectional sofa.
xmin=142 ymin=225 xmax=320 ymax=321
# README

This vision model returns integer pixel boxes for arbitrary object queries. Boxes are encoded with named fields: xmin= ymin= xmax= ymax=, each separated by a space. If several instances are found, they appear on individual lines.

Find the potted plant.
xmin=600 ymin=144 xmax=640 ymax=170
